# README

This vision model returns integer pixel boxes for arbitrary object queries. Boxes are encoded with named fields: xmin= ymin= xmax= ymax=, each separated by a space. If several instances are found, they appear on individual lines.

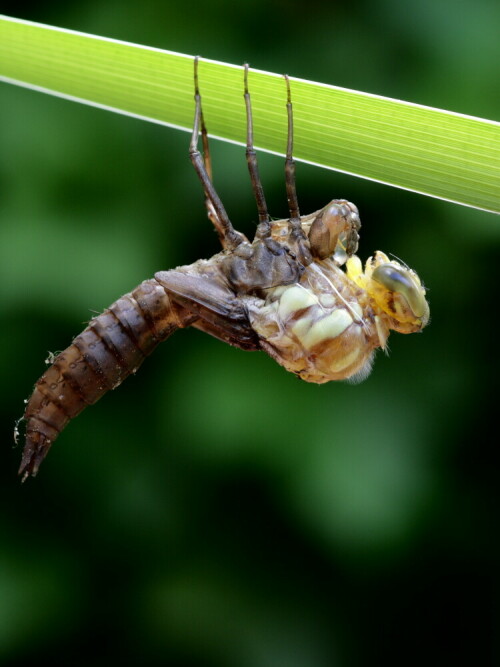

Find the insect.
xmin=17 ymin=58 xmax=429 ymax=480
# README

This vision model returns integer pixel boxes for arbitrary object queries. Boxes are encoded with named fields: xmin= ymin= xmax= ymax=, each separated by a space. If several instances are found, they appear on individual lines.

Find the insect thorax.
xmin=245 ymin=257 xmax=382 ymax=384
xmin=222 ymin=221 xmax=312 ymax=295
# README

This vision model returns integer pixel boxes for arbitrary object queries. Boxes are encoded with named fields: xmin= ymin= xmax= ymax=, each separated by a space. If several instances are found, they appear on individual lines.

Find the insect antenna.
xmin=388 ymin=252 xmax=410 ymax=270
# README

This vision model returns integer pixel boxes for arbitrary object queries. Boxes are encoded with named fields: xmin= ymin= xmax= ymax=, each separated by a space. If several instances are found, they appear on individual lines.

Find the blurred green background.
xmin=1 ymin=1 xmax=499 ymax=665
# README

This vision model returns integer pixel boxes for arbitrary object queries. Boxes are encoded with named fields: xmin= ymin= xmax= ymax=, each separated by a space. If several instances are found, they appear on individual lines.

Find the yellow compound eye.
xmin=372 ymin=264 xmax=427 ymax=319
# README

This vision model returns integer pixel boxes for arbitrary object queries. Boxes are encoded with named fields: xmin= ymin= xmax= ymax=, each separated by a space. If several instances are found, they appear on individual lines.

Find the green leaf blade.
xmin=1 ymin=14 xmax=499 ymax=213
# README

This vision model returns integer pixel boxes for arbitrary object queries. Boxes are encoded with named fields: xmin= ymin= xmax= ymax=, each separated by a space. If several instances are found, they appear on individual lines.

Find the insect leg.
xmin=197 ymin=71 xmax=222 ymax=235
xmin=243 ymin=64 xmax=269 ymax=225
xmin=190 ymin=57 xmax=245 ymax=250
xmin=284 ymin=74 xmax=300 ymax=223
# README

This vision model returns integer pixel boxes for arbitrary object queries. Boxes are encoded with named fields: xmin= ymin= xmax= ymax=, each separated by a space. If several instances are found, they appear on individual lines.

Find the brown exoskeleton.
xmin=17 ymin=58 xmax=429 ymax=480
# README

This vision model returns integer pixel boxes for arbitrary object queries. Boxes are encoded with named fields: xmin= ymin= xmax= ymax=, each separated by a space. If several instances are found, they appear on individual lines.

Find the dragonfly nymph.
xmin=17 ymin=58 xmax=429 ymax=479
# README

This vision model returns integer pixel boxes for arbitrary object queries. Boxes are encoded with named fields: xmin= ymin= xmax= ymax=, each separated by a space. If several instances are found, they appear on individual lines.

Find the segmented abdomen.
xmin=19 ymin=278 xmax=194 ymax=479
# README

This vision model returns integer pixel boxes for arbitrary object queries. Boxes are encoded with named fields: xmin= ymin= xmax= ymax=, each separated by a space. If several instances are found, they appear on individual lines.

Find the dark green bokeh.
xmin=1 ymin=1 xmax=499 ymax=665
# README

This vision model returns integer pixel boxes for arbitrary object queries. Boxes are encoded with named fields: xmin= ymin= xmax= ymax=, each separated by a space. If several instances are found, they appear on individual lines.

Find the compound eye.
xmin=372 ymin=264 xmax=426 ymax=318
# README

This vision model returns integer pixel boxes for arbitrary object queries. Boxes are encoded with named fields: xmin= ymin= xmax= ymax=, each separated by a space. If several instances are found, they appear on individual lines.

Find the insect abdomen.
xmin=19 ymin=279 xmax=193 ymax=479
